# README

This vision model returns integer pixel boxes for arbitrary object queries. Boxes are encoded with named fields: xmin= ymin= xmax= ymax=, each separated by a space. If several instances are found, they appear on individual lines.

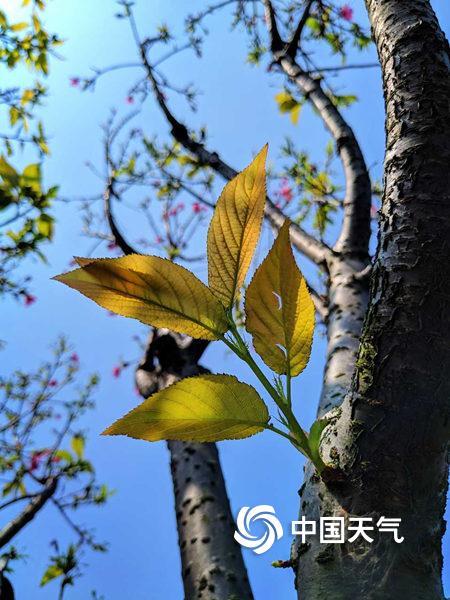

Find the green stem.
xmin=286 ymin=372 xmax=292 ymax=407
xmin=222 ymin=321 xmax=312 ymax=457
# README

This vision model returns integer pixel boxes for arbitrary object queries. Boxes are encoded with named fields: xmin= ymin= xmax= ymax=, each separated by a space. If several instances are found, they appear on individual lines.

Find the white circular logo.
xmin=234 ymin=505 xmax=283 ymax=554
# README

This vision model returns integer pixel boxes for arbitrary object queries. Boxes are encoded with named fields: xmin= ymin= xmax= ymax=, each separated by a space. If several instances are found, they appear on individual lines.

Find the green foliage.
xmin=0 ymin=1 xmax=61 ymax=299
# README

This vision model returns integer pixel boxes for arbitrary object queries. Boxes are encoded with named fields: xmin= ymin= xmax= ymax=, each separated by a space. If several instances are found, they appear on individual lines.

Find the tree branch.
xmin=262 ymin=4 xmax=372 ymax=259
xmin=285 ymin=0 xmax=314 ymax=59
xmin=103 ymin=180 xmax=139 ymax=256
xmin=139 ymin=49 xmax=331 ymax=266
xmin=281 ymin=57 xmax=371 ymax=257
xmin=0 ymin=477 xmax=57 ymax=549
xmin=262 ymin=0 xmax=285 ymax=52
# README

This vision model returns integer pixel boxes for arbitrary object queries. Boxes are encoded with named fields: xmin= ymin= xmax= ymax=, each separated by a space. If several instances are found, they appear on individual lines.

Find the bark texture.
xmin=296 ymin=2 xmax=450 ymax=598
xmin=135 ymin=331 xmax=253 ymax=600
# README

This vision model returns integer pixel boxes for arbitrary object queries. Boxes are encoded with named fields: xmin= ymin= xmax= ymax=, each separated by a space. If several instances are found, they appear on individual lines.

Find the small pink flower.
xmin=192 ymin=202 xmax=206 ymax=214
xmin=107 ymin=241 xmax=118 ymax=250
xmin=280 ymin=185 xmax=293 ymax=203
xmin=24 ymin=294 xmax=37 ymax=306
xmin=126 ymin=95 xmax=134 ymax=104
xmin=48 ymin=379 xmax=58 ymax=387
xmin=112 ymin=365 xmax=122 ymax=378
xmin=30 ymin=453 xmax=40 ymax=471
xmin=51 ymin=456 xmax=61 ymax=463
xmin=70 ymin=353 xmax=79 ymax=363
xmin=70 ymin=77 xmax=80 ymax=87
xmin=339 ymin=5 xmax=353 ymax=21
xmin=155 ymin=235 xmax=163 ymax=244
xmin=29 ymin=449 xmax=51 ymax=471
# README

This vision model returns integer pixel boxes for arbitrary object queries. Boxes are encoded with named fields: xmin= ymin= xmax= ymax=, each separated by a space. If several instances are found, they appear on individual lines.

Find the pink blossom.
xmin=48 ymin=379 xmax=58 ymax=388
xmin=126 ymin=95 xmax=135 ymax=104
xmin=280 ymin=185 xmax=293 ymax=203
xmin=70 ymin=77 xmax=80 ymax=87
xmin=51 ymin=456 xmax=61 ymax=463
xmin=107 ymin=241 xmax=118 ymax=250
xmin=339 ymin=5 xmax=353 ymax=21
xmin=24 ymin=294 xmax=37 ymax=307
xmin=155 ymin=235 xmax=163 ymax=244
xmin=192 ymin=202 xmax=206 ymax=214
xmin=112 ymin=365 xmax=122 ymax=378
xmin=30 ymin=449 xmax=51 ymax=471
xmin=30 ymin=453 xmax=40 ymax=471
xmin=70 ymin=353 xmax=79 ymax=363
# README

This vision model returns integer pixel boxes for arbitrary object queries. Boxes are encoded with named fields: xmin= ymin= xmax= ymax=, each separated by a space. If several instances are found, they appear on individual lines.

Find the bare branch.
xmin=278 ymin=55 xmax=371 ymax=258
xmin=261 ymin=0 xmax=284 ymax=52
xmin=305 ymin=62 xmax=379 ymax=74
xmin=0 ymin=478 xmax=57 ymax=549
xmin=140 ymin=55 xmax=331 ymax=265
xmin=103 ymin=180 xmax=138 ymax=256
xmin=285 ymin=0 xmax=314 ymax=59
xmin=258 ymin=1 xmax=371 ymax=258
xmin=308 ymin=286 xmax=328 ymax=321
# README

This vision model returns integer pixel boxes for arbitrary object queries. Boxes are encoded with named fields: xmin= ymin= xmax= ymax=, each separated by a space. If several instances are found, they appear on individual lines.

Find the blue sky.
xmin=2 ymin=1 xmax=449 ymax=598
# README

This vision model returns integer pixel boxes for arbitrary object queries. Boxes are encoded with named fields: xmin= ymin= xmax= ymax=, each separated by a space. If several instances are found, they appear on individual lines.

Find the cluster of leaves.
xmin=0 ymin=337 xmax=111 ymax=597
xmin=56 ymin=148 xmax=330 ymax=473
xmin=278 ymin=138 xmax=341 ymax=239
xmin=0 ymin=0 xmax=61 ymax=299
xmin=0 ymin=155 xmax=57 ymax=298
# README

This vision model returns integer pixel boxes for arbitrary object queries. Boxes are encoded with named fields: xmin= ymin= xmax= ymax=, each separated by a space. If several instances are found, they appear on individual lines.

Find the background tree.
xmin=0 ymin=338 xmax=111 ymax=599
xmin=1 ymin=4 xmax=111 ymax=598
xmin=0 ymin=0 xmax=59 ymax=301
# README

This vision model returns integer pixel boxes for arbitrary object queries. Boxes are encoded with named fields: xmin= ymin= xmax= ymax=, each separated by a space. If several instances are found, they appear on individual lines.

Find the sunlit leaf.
xmin=71 ymin=435 xmax=84 ymax=459
xmin=207 ymin=145 xmax=267 ymax=309
xmin=54 ymin=255 xmax=228 ymax=340
xmin=275 ymin=91 xmax=301 ymax=124
xmin=40 ymin=565 xmax=64 ymax=587
xmin=103 ymin=374 xmax=269 ymax=442
xmin=245 ymin=221 xmax=315 ymax=377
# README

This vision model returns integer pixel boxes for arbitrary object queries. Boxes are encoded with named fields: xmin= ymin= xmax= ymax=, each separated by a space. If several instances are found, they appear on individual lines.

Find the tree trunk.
xmin=135 ymin=330 xmax=253 ymax=600
xmin=296 ymin=2 xmax=450 ymax=598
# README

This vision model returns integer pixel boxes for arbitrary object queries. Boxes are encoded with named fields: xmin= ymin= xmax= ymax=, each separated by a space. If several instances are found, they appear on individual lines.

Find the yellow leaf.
xmin=11 ymin=21 xmax=28 ymax=31
xmin=207 ymin=145 xmax=267 ymax=309
xmin=71 ymin=435 xmax=84 ymax=459
xmin=245 ymin=221 xmax=315 ymax=377
xmin=275 ymin=91 xmax=301 ymax=125
xmin=54 ymin=255 xmax=228 ymax=340
xmin=103 ymin=374 xmax=269 ymax=442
